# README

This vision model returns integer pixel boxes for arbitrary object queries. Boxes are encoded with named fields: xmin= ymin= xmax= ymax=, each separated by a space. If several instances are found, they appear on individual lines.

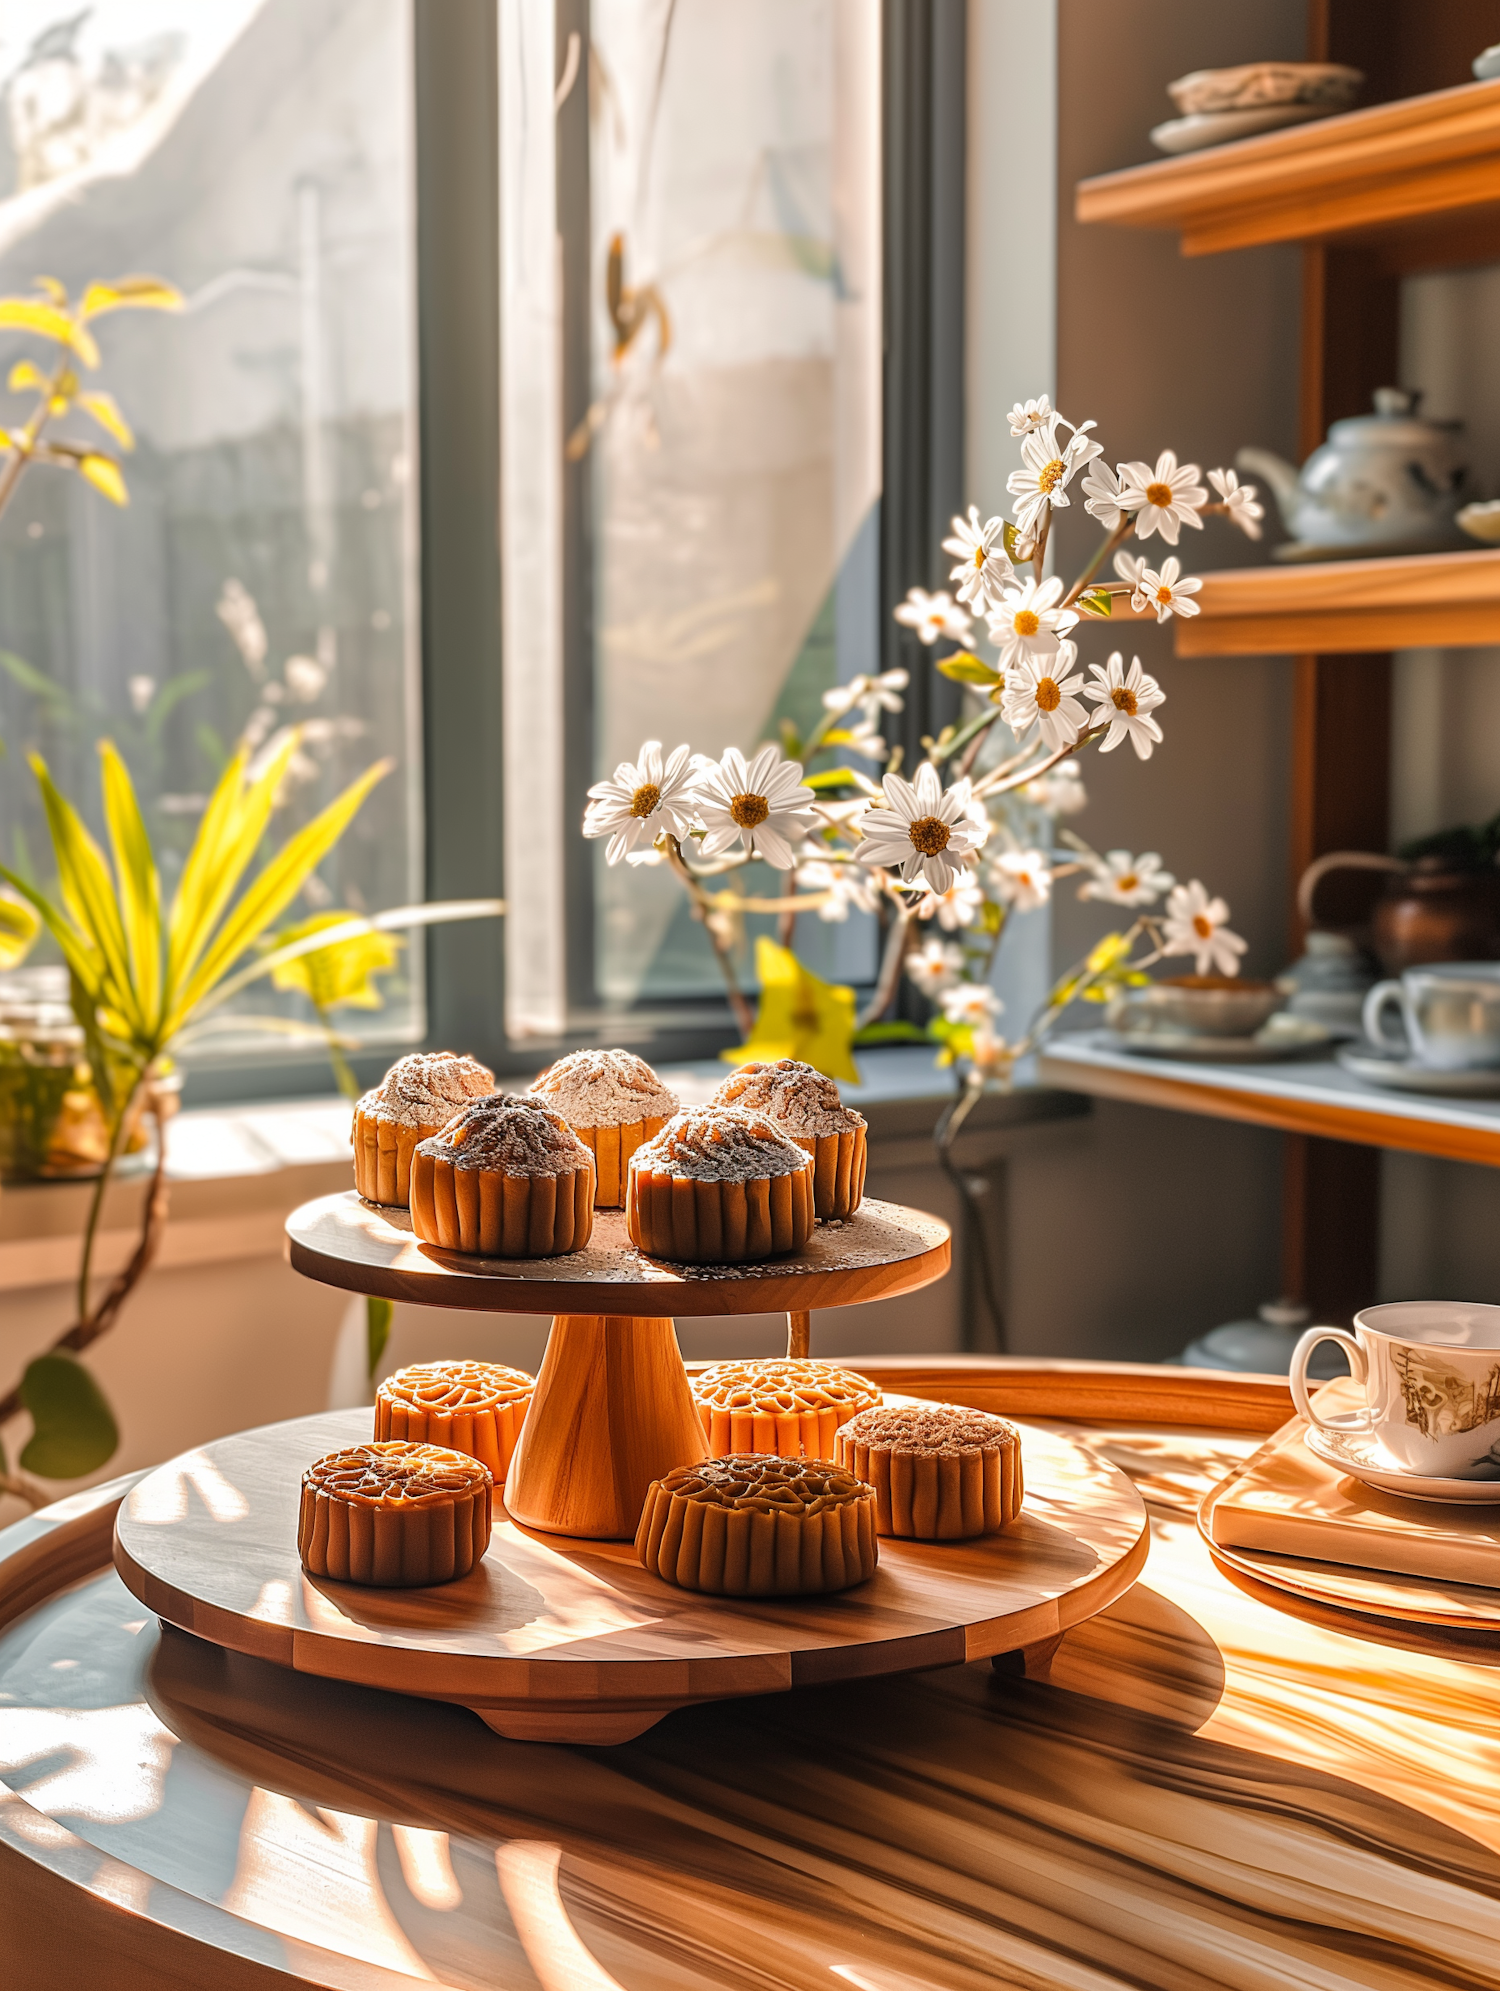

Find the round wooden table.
xmin=5 ymin=1360 xmax=1499 ymax=1991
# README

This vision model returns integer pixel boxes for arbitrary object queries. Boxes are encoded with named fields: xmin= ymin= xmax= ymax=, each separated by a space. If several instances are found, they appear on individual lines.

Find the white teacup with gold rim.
xmin=1291 ymin=1302 xmax=1500 ymax=1480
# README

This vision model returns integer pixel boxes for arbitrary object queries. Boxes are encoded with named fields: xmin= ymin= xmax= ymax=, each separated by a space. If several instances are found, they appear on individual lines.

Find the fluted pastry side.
xmin=710 ymin=1059 xmax=868 ymax=1219
xmin=835 ymin=1403 xmax=1023 ymax=1539
xmin=298 ymin=1441 xmax=492 ymax=1586
xmin=352 ymin=1052 xmax=495 ymax=1206
xmin=374 ymin=1361 xmax=535 ymax=1478
xmin=693 ymin=1358 xmax=882 ymax=1459
xmin=529 ymin=1049 xmax=679 ymax=1207
xmin=410 ymin=1096 xmax=595 ymax=1255
xmin=635 ymin=1453 xmax=877 ymax=1595
xmin=626 ymin=1109 xmax=814 ymax=1262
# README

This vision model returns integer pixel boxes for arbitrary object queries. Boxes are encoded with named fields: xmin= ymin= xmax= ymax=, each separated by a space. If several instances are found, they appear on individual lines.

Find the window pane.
xmin=499 ymin=0 xmax=880 ymax=1035
xmin=0 ymin=1 xmax=423 ymax=1067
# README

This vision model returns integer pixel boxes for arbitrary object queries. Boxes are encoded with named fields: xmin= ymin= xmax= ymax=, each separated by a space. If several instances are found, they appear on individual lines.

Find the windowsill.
xmin=0 ymin=1050 xmax=1090 ymax=1292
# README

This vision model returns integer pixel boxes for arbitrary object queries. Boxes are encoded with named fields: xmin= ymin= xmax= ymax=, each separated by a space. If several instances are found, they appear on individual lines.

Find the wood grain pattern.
xmin=1075 ymin=74 xmax=1500 ymax=259
xmin=1038 ymin=1041 xmax=1500 ymax=1168
xmin=285 ymin=1191 xmax=951 ymax=1317
xmin=1167 ymin=548 xmax=1500 ymax=659
xmin=9 ymin=1365 xmax=1500 ymax=1989
xmin=503 ymin=1316 xmax=711 ymax=1541
xmin=111 ymin=1408 xmax=1147 ymax=1745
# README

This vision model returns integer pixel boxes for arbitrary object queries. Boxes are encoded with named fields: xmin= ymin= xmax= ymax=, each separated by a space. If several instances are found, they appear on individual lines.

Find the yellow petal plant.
xmin=0 ymin=735 xmax=391 ymax=1504
xmin=723 ymin=937 xmax=860 ymax=1084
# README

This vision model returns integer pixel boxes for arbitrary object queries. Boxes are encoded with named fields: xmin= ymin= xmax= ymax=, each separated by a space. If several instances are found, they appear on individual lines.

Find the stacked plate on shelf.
xmin=1151 ymin=60 xmax=1363 ymax=156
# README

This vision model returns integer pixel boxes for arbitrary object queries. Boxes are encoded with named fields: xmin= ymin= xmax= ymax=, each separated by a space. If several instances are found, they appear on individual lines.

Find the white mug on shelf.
xmin=1361 ymin=963 xmax=1500 ymax=1070
xmin=1290 ymin=1301 xmax=1500 ymax=1478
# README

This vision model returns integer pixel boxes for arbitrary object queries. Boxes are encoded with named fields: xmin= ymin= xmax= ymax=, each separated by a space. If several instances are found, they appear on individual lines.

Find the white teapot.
xmin=1238 ymin=388 xmax=1467 ymax=556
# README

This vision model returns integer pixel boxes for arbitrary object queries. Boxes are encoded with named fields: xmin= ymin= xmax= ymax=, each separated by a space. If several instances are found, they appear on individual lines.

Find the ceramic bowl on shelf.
xmin=1109 ymin=976 xmax=1285 ymax=1039
xmin=1150 ymin=104 xmax=1332 ymax=155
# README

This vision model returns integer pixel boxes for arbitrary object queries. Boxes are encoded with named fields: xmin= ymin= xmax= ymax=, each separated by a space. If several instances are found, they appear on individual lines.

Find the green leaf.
xmin=0 ymin=648 xmax=72 ymax=711
xmin=166 ymin=739 xmax=297 ymax=998
xmin=778 ymin=718 xmax=805 ymax=761
xmin=19 ymin=1354 xmax=119 ymax=1479
xmin=936 ymin=650 xmax=1002 ymax=686
xmin=0 ymin=863 xmax=102 ymax=995
xmin=1002 ymin=521 xmax=1028 ymax=563
xmin=804 ymin=767 xmax=861 ymax=791
xmin=851 ymin=1020 xmax=929 ymax=1046
xmin=98 ymin=742 xmax=162 ymax=1036
xmin=78 ymin=453 xmax=128 ymax=505
xmin=29 ymin=753 xmax=140 ymax=1037
xmin=0 ymin=889 xmax=40 ymax=969
xmin=366 ymin=1297 xmax=393 ymax=1380
xmin=268 ymin=911 xmax=401 ymax=1011
xmin=144 ymin=670 xmax=211 ymax=745
xmin=1077 ymin=587 xmax=1112 ymax=618
xmin=168 ymin=756 xmax=393 ymax=1033
xmin=0 ymin=297 xmax=98 ymax=367
xmin=76 ymin=390 xmax=134 ymax=451
xmin=80 ymin=277 xmax=184 ymax=320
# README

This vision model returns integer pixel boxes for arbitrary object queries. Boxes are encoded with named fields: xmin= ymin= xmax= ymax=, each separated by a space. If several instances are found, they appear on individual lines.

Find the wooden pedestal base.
xmin=503 ymin=1314 xmax=709 ymax=1539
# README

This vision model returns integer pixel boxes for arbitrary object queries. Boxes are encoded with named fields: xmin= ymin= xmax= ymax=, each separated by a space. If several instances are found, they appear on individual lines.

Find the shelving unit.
xmin=1075 ymin=77 xmax=1500 ymax=268
xmin=1071 ymin=2 xmax=1500 ymax=1322
xmin=1169 ymin=547 xmax=1500 ymax=657
xmin=1038 ymin=1038 xmax=1500 ymax=1171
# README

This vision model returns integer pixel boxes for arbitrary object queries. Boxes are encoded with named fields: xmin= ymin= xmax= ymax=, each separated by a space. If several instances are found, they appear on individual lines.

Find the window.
xmin=498 ymin=0 xmax=883 ymax=1040
xmin=0 ymin=0 xmax=423 ymax=1071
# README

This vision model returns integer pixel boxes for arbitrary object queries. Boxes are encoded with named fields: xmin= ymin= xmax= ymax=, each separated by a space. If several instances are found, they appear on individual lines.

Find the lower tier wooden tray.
xmin=113 ymin=1408 xmax=1148 ymax=1745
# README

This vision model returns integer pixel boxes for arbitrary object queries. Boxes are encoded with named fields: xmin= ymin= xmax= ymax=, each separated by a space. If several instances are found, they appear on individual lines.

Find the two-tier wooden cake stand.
xmin=112 ymin=1190 xmax=1148 ymax=1743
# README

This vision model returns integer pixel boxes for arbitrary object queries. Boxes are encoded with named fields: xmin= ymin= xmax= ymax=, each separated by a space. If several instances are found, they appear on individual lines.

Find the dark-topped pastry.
xmin=352 ymin=1051 xmax=494 ymax=1206
xmin=693 ymin=1358 xmax=882 ymax=1459
xmin=528 ymin=1048 xmax=678 ymax=1207
xmin=625 ymin=1108 xmax=814 ymax=1263
xmin=375 ymin=1360 xmax=535 ymax=1479
xmin=635 ymin=1453 xmax=878 ymax=1595
xmin=835 ymin=1403 xmax=1023 ymax=1539
xmin=298 ymin=1441 xmax=492 ymax=1586
xmin=711 ymin=1058 xmax=867 ymax=1219
xmin=410 ymin=1095 xmax=594 ymax=1256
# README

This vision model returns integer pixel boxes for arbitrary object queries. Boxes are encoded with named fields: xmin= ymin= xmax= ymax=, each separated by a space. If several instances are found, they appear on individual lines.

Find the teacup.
xmin=1362 ymin=963 xmax=1500 ymax=1070
xmin=1291 ymin=1301 xmax=1500 ymax=1478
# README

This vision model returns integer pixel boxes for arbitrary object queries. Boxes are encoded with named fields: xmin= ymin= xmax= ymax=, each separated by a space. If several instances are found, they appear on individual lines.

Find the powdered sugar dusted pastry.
xmin=693 ymin=1358 xmax=882 ymax=1459
xmin=352 ymin=1051 xmax=494 ymax=1206
xmin=410 ymin=1095 xmax=594 ymax=1256
xmin=635 ymin=1452 xmax=878 ymax=1594
xmin=298 ymin=1441 xmax=492 ymax=1586
xmin=711 ymin=1058 xmax=867 ymax=1219
xmin=375 ymin=1360 xmax=534 ymax=1479
xmin=835 ymin=1402 xmax=1023 ymax=1539
xmin=626 ymin=1108 xmax=814 ymax=1263
xmin=528 ymin=1048 xmax=678 ymax=1207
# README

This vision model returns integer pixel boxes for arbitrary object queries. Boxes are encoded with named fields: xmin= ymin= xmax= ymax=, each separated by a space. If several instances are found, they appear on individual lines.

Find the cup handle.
xmin=1290 ymin=1327 xmax=1370 ymax=1431
xmin=1362 ymin=980 xmax=1407 ymax=1052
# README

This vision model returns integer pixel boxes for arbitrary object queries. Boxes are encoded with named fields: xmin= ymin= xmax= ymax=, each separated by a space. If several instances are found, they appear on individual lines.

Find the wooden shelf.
xmin=1076 ymin=77 xmax=1500 ymax=268
xmin=1164 ymin=547 xmax=1500 ymax=657
xmin=1038 ymin=1036 xmax=1500 ymax=1169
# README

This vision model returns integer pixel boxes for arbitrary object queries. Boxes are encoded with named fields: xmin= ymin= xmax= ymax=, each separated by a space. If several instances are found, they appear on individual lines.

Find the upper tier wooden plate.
xmin=285 ymin=1190 xmax=951 ymax=1317
xmin=112 ymin=1407 xmax=1148 ymax=1744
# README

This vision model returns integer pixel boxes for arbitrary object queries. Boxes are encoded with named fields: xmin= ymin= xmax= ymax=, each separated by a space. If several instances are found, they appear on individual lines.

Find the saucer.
xmin=1304 ymin=1424 xmax=1500 ymax=1504
xmin=1337 ymin=1045 xmax=1500 ymax=1096
xmin=1149 ymin=104 xmax=1330 ymax=154
xmin=1111 ymin=1017 xmax=1331 ymax=1062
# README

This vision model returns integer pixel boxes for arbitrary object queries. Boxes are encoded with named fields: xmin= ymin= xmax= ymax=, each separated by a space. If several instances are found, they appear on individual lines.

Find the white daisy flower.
xmin=911 ymin=872 xmax=984 ymax=930
xmin=1000 ymin=641 xmax=1089 ymax=755
xmin=1208 ymin=467 xmax=1265 ymax=541
xmin=583 ymin=738 xmax=698 ymax=866
xmin=1007 ymin=394 xmax=1055 ymax=436
xmin=985 ymin=574 xmax=1078 ymax=671
xmin=1162 ymin=880 xmax=1248 ymax=977
xmin=1007 ymin=416 xmax=1103 ymax=540
xmin=1132 ymin=556 xmax=1202 ymax=624
xmin=854 ymin=760 xmax=987 ymax=893
xmin=1021 ymin=758 xmax=1088 ymax=815
xmin=841 ymin=717 xmax=890 ymax=763
xmin=1083 ymin=651 xmax=1166 ymax=760
xmin=941 ymin=505 xmax=1012 ymax=610
xmin=1081 ymin=458 xmax=1127 ymax=530
xmin=822 ymin=668 xmax=909 ymax=723
xmin=1081 ymin=848 xmax=1175 ymax=906
xmin=939 ymin=980 xmax=1004 ymax=1026
xmin=1113 ymin=549 xmax=1150 ymax=591
xmin=988 ymin=848 xmax=1052 ymax=912
xmin=796 ymin=857 xmax=880 ymax=923
xmin=893 ymin=587 xmax=973 ymax=646
xmin=690 ymin=746 xmax=817 ymax=869
xmin=906 ymin=936 xmax=965 ymax=996
xmin=1116 ymin=450 xmax=1208 ymax=545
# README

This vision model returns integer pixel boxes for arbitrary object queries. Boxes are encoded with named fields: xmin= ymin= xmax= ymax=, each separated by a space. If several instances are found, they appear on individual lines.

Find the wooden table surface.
xmin=5 ymin=1360 xmax=1500 ymax=1991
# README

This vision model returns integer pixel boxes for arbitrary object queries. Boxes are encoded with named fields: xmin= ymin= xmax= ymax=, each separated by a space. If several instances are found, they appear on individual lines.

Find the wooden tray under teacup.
xmin=113 ymin=1407 xmax=1149 ymax=1746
